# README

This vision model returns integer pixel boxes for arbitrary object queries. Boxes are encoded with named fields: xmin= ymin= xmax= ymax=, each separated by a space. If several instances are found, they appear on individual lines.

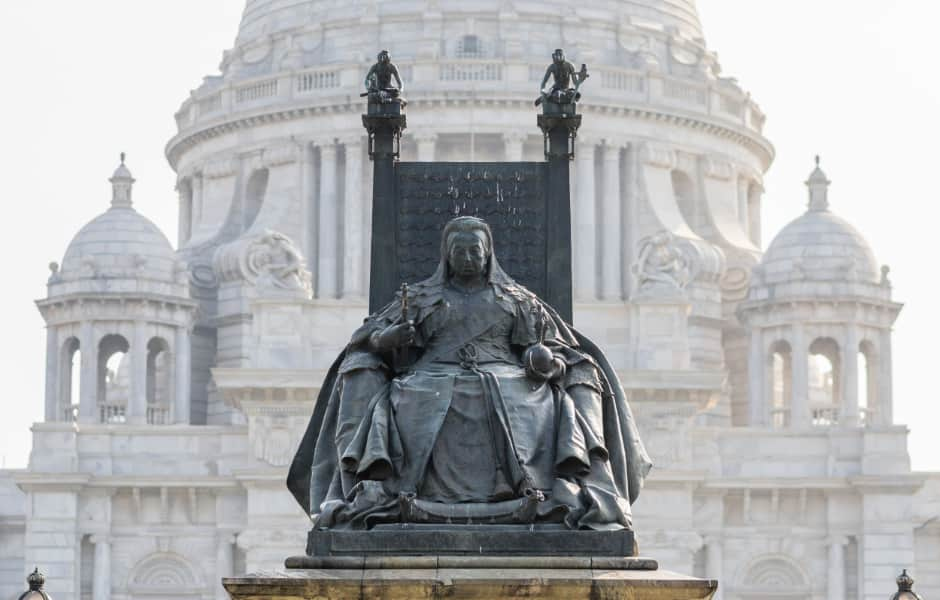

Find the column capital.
xmin=601 ymin=137 xmax=627 ymax=152
xmin=317 ymin=140 xmax=339 ymax=154
xmin=827 ymin=535 xmax=849 ymax=546
xmin=501 ymin=131 xmax=528 ymax=144
xmin=412 ymin=131 xmax=439 ymax=144
xmin=89 ymin=533 xmax=111 ymax=545
xmin=337 ymin=133 xmax=363 ymax=147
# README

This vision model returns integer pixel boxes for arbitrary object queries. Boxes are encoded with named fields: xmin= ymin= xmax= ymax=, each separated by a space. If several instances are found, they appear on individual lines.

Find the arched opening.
xmin=671 ymin=170 xmax=697 ymax=231
xmin=60 ymin=337 xmax=81 ymax=421
xmin=768 ymin=341 xmax=792 ymax=428
xmin=859 ymin=340 xmax=878 ymax=425
xmin=146 ymin=337 xmax=172 ymax=425
xmin=243 ymin=168 xmax=269 ymax=232
xmin=98 ymin=334 xmax=130 ymax=424
xmin=809 ymin=337 xmax=841 ymax=426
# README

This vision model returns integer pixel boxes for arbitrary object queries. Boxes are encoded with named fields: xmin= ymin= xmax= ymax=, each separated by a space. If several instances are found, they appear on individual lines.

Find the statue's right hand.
xmin=373 ymin=321 xmax=416 ymax=351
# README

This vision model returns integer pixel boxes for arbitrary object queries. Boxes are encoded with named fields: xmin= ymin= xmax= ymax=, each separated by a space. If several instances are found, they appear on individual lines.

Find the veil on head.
xmin=429 ymin=216 xmax=514 ymax=286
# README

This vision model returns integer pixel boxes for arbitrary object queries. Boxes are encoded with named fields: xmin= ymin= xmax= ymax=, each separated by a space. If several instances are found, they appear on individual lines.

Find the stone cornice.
xmin=166 ymin=95 xmax=773 ymax=169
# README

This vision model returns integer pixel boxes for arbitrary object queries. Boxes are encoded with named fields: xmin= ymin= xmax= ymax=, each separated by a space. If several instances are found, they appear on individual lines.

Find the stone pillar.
xmin=174 ymin=326 xmax=191 ymax=424
xmin=878 ymin=328 xmax=893 ymax=425
xmin=503 ymin=132 xmax=526 ymax=162
xmin=91 ymin=534 xmax=111 ymax=600
xmin=841 ymin=324 xmax=859 ymax=426
xmin=79 ymin=321 xmax=97 ymax=423
xmin=317 ymin=142 xmax=339 ymax=298
xmin=827 ymin=536 xmax=846 ymax=600
xmin=342 ymin=137 xmax=364 ymax=298
xmin=44 ymin=327 xmax=59 ymax=421
xmin=747 ymin=184 xmax=762 ymax=247
xmin=216 ymin=533 xmax=236 ymax=600
xmin=193 ymin=174 xmax=204 ymax=229
xmin=574 ymin=138 xmax=596 ymax=300
xmin=736 ymin=176 xmax=749 ymax=229
xmin=129 ymin=321 xmax=147 ymax=425
xmin=600 ymin=139 xmax=622 ymax=300
xmin=705 ymin=536 xmax=723 ymax=600
xmin=748 ymin=329 xmax=764 ymax=427
xmin=177 ymin=181 xmax=192 ymax=246
xmin=415 ymin=133 xmax=437 ymax=162
xmin=791 ymin=324 xmax=809 ymax=428
xmin=300 ymin=142 xmax=315 ymax=274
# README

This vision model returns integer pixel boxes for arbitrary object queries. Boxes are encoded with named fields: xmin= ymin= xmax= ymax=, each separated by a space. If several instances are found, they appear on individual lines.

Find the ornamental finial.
xmin=120 ymin=152 xmax=126 ymax=165
xmin=26 ymin=567 xmax=44 ymax=591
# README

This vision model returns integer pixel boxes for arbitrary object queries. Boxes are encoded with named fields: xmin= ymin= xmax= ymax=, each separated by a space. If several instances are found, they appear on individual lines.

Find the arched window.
xmin=809 ymin=337 xmax=841 ymax=426
xmin=671 ymin=170 xmax=697 ymax=231
xmin=98 ymin=334 xmax=130 ymax=424
xmin=859 ymin=340 xmax=878 ymax=425
xmin=738 ymin=555 xmax=811 ymax=599
xmin=61 ymin=337 xmax=81 ymax=421
xmin=768 ymin=340 xmax=792 ymax=428
xmin=456 ymin=35 xmax=484 ymax=58
xmin=244 ymin=168 xmax=269 ymax=232
xmin=146 ymin=337 xmax=171 ymax=425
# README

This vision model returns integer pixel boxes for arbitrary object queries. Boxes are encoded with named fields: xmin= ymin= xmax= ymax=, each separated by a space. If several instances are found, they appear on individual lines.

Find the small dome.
xmin=756 ymin=160 xmax=880 ymax=290
xmin=49 ymin=158 xmax=187 ymax=296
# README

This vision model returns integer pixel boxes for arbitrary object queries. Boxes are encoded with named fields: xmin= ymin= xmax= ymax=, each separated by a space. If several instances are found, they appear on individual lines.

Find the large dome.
xmin=234 ymin=0 xmax=705 ymax=50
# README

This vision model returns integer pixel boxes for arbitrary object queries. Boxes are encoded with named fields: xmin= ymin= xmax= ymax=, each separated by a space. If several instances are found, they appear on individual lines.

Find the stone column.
xmin=216 ymin=533 xmax=236 ymax=600
xmin=503 ymin=132 xmax=526 ymax=162
xmin=177 ymin=181 xmax=192 ymax=246
xmin=300 ymin=142 xmax=315 ymax=274
xmin=791 ymin=324 xmax=810 ymax=428
xmin=317 ymin=142 xmax=339 ymax=299
xmin=841 ymin=324 xmax=859 ymax=426
xmin=91 ymin=534 xmax=111 ymax=600
xmin=747 ymin=184 xmax=762 ymax=247
xmin=600 ymin=139 xmax=622 ymax=300
xmin=193 ymin=174 xmax=204 ymax=230
xmin=129 ymin=321 xmax=148 ymax=425
xmin=705 ymin=536 xmax=723 ymax=600
xmin=574 ymin=137 xmax=596 ymax=300
xmin=174 ymin=326 xmax=191 ymax=424
xmin=342 ymin=137 xmax=364 ymax=298
xmin=79 ymin=321 xmax=97 ymax=423
xmin=736 ymin=176 xmax=749 ymax=229
xmin=878 ymin=328 xmax=893 ymax=425
xmin=415 ymin=132 xmax=437 ymax=162
xmin=827 ymin=536 xmax=846 ymax=600
xmin=748 ymin=329 xmax=764 ymax=427
xmin=44 ymin=327 xmax=59 ymax=422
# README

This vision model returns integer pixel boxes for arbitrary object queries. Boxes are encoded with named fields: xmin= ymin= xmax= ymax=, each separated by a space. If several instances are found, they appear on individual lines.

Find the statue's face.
xmin=447 ymin=232 xmax=488 ymax=279
xmin=553 ymin=50 xmax=565 ymax=64
xmin=378 ymin=51 xmax=390 ymax=63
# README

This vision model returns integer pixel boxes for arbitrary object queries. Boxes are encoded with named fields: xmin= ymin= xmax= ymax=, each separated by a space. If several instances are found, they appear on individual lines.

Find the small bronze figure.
xmin=536 ymin=48 xmax=589 ymax=107
xmin=363 ymin=49 xmax=406 ymax=106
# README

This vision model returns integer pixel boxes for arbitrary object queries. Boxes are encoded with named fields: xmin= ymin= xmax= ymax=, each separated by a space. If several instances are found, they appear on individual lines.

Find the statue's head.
xmin=442 ymin=216 xmax=492 ymax=280
xmin=378 ymin=50 xmax=391 ymax=63
xmin=553 ymin=49 xmax=565 ymax=64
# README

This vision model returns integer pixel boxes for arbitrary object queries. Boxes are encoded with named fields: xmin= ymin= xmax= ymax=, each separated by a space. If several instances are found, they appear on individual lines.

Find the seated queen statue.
xmin=288 ymin=216 xmax=651 ymax=532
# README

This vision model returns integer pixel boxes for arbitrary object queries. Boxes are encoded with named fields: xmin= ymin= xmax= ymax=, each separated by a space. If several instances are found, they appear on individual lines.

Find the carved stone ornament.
xmin=262 ymin=144 xmax=299 ymax=168
xmin=213 ymin=230 xmax=312 ymax=295
xmin=203 ymin=157 xmax=238 ymax=179
xmin=640 ymin=142 xmax=677 ymax=169
xmin=703 ymin=156 xmax=734 ymax=181
xmin=631 ymin=231 xmax=695 ymax=298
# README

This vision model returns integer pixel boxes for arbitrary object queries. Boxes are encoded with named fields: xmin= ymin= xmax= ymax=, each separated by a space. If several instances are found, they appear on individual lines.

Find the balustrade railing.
xmin=235 ymin=78 xmax=279 ymax=104
xmin=811 ymin=405 xmax=840 ymax=427
xmin=147 ymin=405 xmax=170 ymax=425
xmin=439 ymin=62 xmax=503 ymax=82
xmin=770 ymin=407 xmax=790 ymax=429
xmin=62 ymin=404 xmax=79 ymax=423
xmin=99 ymin=404 xmax=126 ymax=424
xmin=296 ymin=69 xmax=340 ymax=93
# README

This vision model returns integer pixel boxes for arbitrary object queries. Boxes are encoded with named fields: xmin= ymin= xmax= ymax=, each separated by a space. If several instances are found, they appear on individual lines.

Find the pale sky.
xmin=0 ymin=1 xmax=937 ymax=471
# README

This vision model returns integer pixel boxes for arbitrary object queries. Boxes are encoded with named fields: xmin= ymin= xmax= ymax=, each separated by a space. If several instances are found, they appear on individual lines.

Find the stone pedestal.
xmin=223 ymin=556 xmax=717 ymax=600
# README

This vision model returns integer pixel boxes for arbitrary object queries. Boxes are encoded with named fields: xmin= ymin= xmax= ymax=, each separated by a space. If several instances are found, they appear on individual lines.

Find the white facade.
xmin=0 ymin=1 xmax=937 ymax=599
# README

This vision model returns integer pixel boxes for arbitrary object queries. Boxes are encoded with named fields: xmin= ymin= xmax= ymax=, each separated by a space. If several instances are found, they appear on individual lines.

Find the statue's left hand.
xmin=524 ymin=345 xmax=566 ymax=382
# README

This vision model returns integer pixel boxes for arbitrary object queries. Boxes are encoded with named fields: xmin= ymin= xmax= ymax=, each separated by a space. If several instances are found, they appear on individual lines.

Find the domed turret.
xmin=738 ymin=159 xmax=902 ymax=431
xmin=36 ymin=157 xmax=197 ymax=427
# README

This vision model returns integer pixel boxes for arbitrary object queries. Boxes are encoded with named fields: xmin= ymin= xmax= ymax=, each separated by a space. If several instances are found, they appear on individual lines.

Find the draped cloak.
xmin=287 ymin=226 xmax=652 ymax=530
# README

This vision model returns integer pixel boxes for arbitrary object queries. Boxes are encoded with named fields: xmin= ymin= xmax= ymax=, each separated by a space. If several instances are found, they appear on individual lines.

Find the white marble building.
xmin=1 ymin=0 xmax=939 ymax=599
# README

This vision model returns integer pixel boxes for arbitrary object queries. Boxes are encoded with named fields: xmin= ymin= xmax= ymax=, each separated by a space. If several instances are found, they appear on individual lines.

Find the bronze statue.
xmin=363 ymin=49 xmax=405 ymax=105
xmin=536 ymin=48 xmax=589 ymax=107
xmin=288 ymin=217 xmax=650 ymax=531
